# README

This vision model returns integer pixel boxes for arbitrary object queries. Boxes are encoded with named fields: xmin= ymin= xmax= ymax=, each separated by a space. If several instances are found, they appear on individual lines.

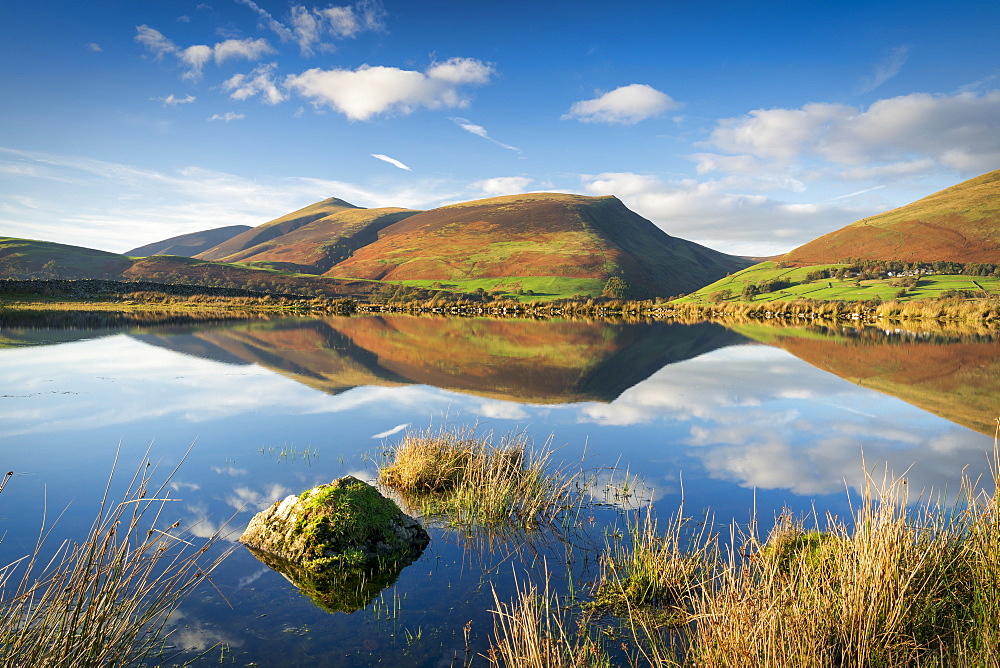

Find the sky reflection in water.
xmin=0 ymin=316 xmax=995 ymax=664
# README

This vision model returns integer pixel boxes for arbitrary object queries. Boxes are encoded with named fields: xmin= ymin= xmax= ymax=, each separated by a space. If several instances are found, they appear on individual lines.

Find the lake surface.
xmin=1 ymin=313 xmax=997 ymax=665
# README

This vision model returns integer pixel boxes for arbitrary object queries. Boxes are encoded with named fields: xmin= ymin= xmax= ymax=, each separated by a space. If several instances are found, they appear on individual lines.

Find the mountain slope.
xmin=0 ymin=237 xmax=134 ymax=278
xmin=125 ymin=225 xmax=252 ymax=258
xmin=783 ymin=169 xmax=1000 ymax=265
xmin=324 ymin=192 xmax=750 ymax=296
xmin=195 ymin=198 xmax=418 ymax=273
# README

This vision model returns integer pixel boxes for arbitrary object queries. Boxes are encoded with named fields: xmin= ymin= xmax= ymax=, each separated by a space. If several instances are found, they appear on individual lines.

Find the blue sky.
xmin=1 ymin=0 xmax=998 ymax=256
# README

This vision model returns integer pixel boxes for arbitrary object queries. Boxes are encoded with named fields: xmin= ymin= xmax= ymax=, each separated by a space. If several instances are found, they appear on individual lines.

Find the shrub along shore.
xmin=3 ymin=277 xmax=1000 ymax=327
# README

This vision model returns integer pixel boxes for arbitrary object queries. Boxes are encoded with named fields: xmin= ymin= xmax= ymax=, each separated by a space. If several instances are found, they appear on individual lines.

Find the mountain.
xmin=125 ymin=225 xmax=252 ymax=258
xmin=323 ymin=192 xmax=750 ymax=296
xmin=783 ymin=169 xmax=1000 ymax=265
xmin=4 ymin=192 xmax=751 ymax=299
xmin=195 ymin=198 xmax=418 ymax=274
xmin=0 ymin=237 xmax=379 ymax=297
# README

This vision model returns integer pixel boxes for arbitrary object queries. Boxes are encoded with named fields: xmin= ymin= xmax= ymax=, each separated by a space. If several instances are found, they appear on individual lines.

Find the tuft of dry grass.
xmin=490 ymin=441 xmax=1000 ymax=666
xmin=488 ymin=573 xmax=612 ymax=668
xmin=379 ymin=426 xmax=588 ymax=530
xmin=0 ymin=451 xmax=233 ymax=666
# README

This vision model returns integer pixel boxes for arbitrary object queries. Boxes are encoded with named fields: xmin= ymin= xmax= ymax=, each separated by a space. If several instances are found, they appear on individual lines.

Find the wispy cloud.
xmin=134 ymin=25 xmax=274 ymax=80
xmin=0 ymin=146 xmax=460 ymax=252
xmin=155 ymin=93 xmax=196 ymax=106
xmin=450 ymin=117 xmax=520 ymax=152
xmin=84 ymin=42 xmax=102 ymax=53
xmin=207 ymin=112 xmax=245 ymax=122
xmin=236 ymin=0 xmax=385 ymax=56
xmin=855 ymin=45 xmax=910 ymax=94
xmin=371 ymin=153 xmax=411 ymax=170
xmin=563 ymin=84 xmax=680 ymax=125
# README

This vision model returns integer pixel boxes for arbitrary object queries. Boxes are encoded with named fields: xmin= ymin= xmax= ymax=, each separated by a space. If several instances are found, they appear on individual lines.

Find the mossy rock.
xmin=240 ymin=476 xmax=429 ymax=593
xmin=244 ymin=545 xmax=406 ymax=614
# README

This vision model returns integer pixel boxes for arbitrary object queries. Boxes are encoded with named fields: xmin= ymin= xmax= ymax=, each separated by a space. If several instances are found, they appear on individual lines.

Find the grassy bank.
xmin=486 ymin=453 xmax=1000 ymax=666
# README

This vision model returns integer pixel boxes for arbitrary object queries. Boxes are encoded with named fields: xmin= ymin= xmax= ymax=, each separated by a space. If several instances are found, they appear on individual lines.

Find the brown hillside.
xmin=324 ymin=193 xmax=749 ymax=295
xmin=125 ymin=225 xmax=251 ymax=258
xmin=199 ymin=205 xmax=418 ymax=273
xmin=783 ymin=169 xmax=1000 ymax=265
xmin=196 ymin=198 xmax=417 ymax=273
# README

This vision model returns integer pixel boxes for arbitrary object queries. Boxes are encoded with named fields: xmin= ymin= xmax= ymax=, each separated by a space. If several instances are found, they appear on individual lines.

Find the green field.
xmin=394 ymin=276 xmax=606 ymax=301
xmin=680 ymin=261 xmax=1000 ymax=304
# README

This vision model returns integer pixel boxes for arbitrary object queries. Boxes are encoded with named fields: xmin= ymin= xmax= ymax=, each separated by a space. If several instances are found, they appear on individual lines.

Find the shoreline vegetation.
xmin=4 ymin=427 xmax=1000 ymax=664
xmin=3 ymin=277 xmax=1000 ymax=329
xmin=0 ymin=451 xmax=232 ymax=666
xmin=379 ymin=427 xmax=1000 ymax=666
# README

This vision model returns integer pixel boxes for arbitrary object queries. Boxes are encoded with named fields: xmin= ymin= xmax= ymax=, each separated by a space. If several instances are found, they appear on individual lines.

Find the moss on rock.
xmin=239 ymin=476 xmax=429 ymax=611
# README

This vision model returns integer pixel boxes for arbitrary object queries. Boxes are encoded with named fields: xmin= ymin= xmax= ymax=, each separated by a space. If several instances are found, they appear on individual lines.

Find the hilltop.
xmin=322 ymin=192 xmax=750 ymax=296
xmin=680 ymin=169 xmax=1000 ymax=305
xmin=783 ymin=169 xmax=1000 ymax=265
xmin=195 ymin=198 xmax=419 ymax=274
xmin=125 ymin=225 xmax=251 ymax=258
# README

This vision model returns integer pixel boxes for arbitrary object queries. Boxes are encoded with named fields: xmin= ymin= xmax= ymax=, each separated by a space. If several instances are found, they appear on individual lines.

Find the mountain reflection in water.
xmin=130 ymin=315 xmax=748 ymax=404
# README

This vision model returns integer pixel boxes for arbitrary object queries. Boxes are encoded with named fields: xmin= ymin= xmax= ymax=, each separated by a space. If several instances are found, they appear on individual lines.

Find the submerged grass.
xmin=0 ymin=451 xmax=233 ymax=666
xmin=490 ymin=435 xmax=1000 ymax=667
xmin=378 ymin=427 xmax=589 ymax=530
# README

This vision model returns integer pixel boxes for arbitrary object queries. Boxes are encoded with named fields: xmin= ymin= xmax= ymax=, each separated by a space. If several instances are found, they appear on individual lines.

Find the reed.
xmin=0 ymin=452 xmax=233 ymax=666
xmin=491 ymin=448 xmax=1000 ymax=666
xmin=488 ymin=573 xmax=612 ymax=667
xmin=378 ymin=427 xmax=588 ymax=529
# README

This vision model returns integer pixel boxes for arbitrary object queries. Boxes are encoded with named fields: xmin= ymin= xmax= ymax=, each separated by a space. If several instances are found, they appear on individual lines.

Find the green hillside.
xmin=680 ymin=261 xmax=1000 ymax=304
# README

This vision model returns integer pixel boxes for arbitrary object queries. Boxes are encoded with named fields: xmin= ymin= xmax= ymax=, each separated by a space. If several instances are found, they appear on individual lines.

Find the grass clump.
xmin=0 ymin=452 xmax=231 ymax=666
xmin=378 ymin=427 xmax=585 ymax=529
xmin=490 ymin=452 xmax=1000 ymax=666
xmin=488 ymin=575 xmax=613 ymax=667
xmin=590 ymin=508 xmax=709 ymax=628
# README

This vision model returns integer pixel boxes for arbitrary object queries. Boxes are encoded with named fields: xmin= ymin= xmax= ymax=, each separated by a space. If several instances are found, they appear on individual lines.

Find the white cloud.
xmin=222 ymin=63 xmax=286 ymax=104
xmin=212 ymin=38 xmax=274 ymax=64
xmin=450 ymin=117 xmax=520 ymax=151
xmin=472 ymin=176 xmax=533 ymax=196
xmin=371 ymin=423 xmax=410 ymax=439
xmin=579 ymin=171 xmax=870 ymax=255
xmin=371 ymin=153 xmax=411 ymax=170
xmin=285 ymin=58 xmax=495 ymax=120
xmin=708 ymin=90 xmax=1000 ymax=175
xmin=856 ymin=45 xmax=910 ymax=94
xmin=135 ymin=25 xmax=274 ymax=81
xmin=426 ymin=58 xmax=493 ymax=84
xmin=207 ymin=112 xmax=245 ymax=122
xmin=85 ymin=42 xmax=102 ymax=53
xmin=563 ymin=84 xmax=680 ymax=125
xmin=157 ymin=94 xmax=197 ymax=107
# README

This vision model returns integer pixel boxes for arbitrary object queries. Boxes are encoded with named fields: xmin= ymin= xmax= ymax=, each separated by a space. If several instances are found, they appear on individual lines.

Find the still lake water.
xmin=1 ymin=313 xmax=997 ymax=665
